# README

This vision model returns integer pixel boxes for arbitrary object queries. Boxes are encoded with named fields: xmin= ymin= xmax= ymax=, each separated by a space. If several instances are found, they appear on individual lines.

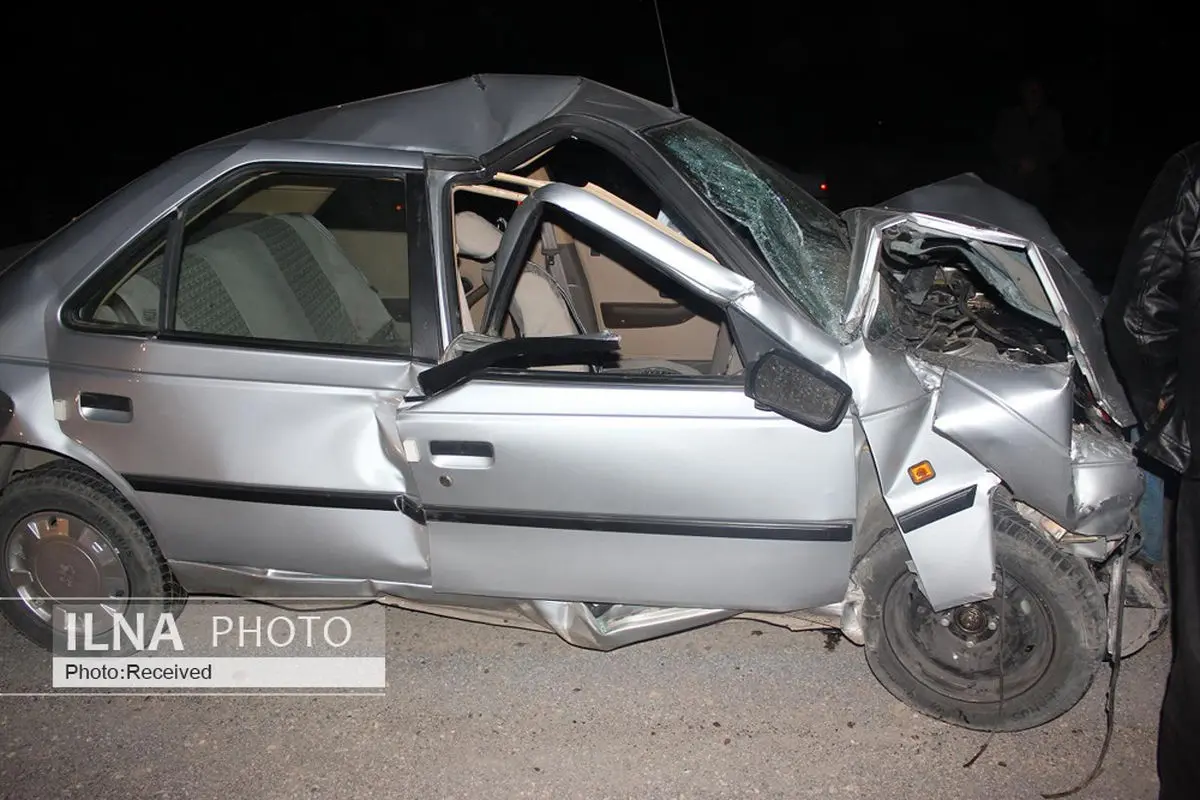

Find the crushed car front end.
xmin=842 ymin=175 xmax=1143 ymax=558
xmin=646 ymin=121 xmax=1143 ymax=599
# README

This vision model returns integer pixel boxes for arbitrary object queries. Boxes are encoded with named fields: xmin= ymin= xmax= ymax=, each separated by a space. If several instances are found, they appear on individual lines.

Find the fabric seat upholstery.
xmin=454 ymin=210 xmax=579 ymax=338
xmin=107 ymin=213 xmax=406 ymax=347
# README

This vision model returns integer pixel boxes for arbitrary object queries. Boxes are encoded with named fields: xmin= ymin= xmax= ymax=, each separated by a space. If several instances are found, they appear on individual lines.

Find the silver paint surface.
xmin=932 ymin=356 xmax=1074 ymax=525
xmin=0 ymin=75 xmax=1141 ymax=650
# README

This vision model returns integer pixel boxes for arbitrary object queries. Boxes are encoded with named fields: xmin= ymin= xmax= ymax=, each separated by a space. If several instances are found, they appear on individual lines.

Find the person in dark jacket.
xmin=1102 ymin=141 xmax=1200 ymax=800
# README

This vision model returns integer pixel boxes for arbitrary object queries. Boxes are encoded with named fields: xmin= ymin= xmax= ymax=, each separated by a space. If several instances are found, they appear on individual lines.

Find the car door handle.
xmin=429 ymin=440 xmax=494 ymax=468
xmin=600 ymin=301 xmax=695 ymax=329
xmin=78 ymin=392 xmax=133 ymax=423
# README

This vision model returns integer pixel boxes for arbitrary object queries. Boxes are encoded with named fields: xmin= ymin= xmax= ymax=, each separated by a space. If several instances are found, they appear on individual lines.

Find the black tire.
xmin=0 ymin=460 xmax=184 ymax=652
xmin=858 ymin=498 xmax=1107 ymax=732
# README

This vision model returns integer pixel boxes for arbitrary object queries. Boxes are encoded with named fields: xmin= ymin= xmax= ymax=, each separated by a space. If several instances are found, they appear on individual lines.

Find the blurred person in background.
xmin=991 ymin=76 xmax=1065 ymax=216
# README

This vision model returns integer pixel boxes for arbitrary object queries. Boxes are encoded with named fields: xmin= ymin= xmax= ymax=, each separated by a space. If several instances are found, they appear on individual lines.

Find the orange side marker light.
xmin=907 ymin=460 xmax=936 ymax=485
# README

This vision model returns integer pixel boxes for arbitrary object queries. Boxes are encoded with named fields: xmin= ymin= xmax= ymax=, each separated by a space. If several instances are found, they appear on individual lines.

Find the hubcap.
xmin=953 ymin=604 xmax=989 ymax=635
xmin=884 ymin=569 xmax=1056 ymax=704
xmin=5 ymin=512 xmax=130 ymax=632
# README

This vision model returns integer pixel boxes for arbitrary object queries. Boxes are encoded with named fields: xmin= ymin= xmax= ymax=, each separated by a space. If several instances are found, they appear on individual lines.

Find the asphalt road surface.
xmin=0 ymin=605 xmax=1167 ymax=799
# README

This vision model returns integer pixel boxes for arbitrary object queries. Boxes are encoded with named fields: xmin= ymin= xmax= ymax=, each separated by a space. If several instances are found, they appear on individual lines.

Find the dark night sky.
xmin=3 ymin=1 xmax=1194 ymax=282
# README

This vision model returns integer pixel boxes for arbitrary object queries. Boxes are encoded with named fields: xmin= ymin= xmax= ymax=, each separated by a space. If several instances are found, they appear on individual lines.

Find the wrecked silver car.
xmin=0 ymin=75 xmax=1159 ymax=731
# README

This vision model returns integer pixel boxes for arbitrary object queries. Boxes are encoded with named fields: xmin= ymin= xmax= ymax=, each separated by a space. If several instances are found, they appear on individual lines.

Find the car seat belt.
xmin=539 ymin=223 xmax=569 ymax=285
xmin=539 ymin=223 xmax=590 ymax=334
xmin=710 ymin=322 xmax=735 ymax=375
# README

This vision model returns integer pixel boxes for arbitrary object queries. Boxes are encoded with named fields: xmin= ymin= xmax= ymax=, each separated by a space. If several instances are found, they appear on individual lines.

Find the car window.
xmin=486 ymin=204 xmax=741 ymax=379
xmin=451 ymin=138 xmax=738 ymax=378
xmin=75 ymin=171 xmax=413 ymax=354
xmin=647 ymin=119 xmax=853 ymax=343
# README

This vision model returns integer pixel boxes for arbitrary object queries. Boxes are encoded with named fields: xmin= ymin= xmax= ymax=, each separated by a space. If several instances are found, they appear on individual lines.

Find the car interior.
xmin=449 ymin=138 xmax=743 ymax=377
xmin=82 ymin=139 xmax=743 ymax=379
xmin=87 ymin=174 xmax=412 ymax=351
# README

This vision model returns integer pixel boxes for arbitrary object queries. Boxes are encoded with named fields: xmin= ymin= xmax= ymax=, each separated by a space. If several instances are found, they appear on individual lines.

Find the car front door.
xmin=48 ymin=148 xmax=442 ymax=591
xmin=393 ymin=184 xmax=858 ymax=612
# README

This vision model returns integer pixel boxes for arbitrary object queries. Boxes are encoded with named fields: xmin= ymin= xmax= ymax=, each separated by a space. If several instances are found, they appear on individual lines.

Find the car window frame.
xmin=436 ymin=116 xmax=780 ymax=349
xmin=61 ymin=162 xmax=441 ymax=363
xmin=469 ymin=190 xmax=748 ymax=388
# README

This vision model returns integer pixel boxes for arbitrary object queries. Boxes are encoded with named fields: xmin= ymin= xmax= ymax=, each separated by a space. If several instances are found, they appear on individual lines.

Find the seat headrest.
xmin=455 ymin=211 xmax=503 ymax=261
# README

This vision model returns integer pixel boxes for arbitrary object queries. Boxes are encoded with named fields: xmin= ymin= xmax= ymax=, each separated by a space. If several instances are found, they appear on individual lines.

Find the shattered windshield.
xmin=646 ymin=119 xmax=853 ymax=340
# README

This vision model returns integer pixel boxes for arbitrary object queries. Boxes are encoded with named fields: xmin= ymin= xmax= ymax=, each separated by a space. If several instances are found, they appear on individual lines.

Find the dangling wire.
xmin=963 ymin=537 xmax=1131 ymax=792
xmin=963 ymin=559 xmax=1006 ymax=768
xmin=1041 ymin=539 xmax=1131 ymax=798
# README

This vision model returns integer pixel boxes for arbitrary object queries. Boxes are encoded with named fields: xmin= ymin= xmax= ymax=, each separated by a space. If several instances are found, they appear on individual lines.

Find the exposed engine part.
xmin=872 ymin=243 xmax=1116 ymax=426
xmin=935 ymin=337 xmax=999 ymax=361
xmin=879 ymin=262 xmax=1066 ymax=363
xmin=1011 ymin=498 xmax=1126 ymax=564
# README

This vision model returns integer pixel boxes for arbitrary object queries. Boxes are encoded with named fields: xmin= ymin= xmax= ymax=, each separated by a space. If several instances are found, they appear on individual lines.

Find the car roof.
xmin=202 ymin=74 xmax=686 ymax=159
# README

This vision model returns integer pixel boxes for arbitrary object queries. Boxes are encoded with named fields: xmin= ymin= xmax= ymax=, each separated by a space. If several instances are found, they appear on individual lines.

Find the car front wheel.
xmin=858 ymin=497 xmax=1108 ymax=732
xmin=0 ymin=461 xmax=184 ymax=652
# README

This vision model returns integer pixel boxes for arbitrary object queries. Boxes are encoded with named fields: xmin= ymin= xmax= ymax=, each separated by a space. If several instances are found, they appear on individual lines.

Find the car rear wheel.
xmin=0 ymin=461 xmax=184 ymax=652
xmin=858 ymin=497 xmax=1108 ymax=732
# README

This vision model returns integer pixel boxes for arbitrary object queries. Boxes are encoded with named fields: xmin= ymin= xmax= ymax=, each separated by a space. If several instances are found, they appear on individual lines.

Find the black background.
xmin=3 ymin=1 xmax=1194 ymax=288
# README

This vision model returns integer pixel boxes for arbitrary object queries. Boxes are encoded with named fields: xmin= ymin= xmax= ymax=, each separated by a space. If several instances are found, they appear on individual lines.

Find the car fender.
xmin=858 ymin=390 xmax=1001 ymax=612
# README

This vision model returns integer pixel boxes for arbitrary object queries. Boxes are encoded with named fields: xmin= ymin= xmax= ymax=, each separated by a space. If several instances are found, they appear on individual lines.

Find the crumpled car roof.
xmin=204 ymin=74 xmax=684 ymax=159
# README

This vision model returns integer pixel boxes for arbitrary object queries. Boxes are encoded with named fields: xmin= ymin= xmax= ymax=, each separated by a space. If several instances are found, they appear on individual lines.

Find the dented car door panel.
xmin=431 ymin=178 xmax=1142 ymax=624
xmin=458 ymin=183 xmax=1030 ymax=615
xmin=390 ymin=184 xmax=860 ymax=611
xmin=395 ymin=377 xmax=857 ymax=610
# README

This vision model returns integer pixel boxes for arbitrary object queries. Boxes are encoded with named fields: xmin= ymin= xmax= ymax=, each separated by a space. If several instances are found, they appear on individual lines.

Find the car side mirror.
xmin=745 ymin=349 xmax=852 ymax=432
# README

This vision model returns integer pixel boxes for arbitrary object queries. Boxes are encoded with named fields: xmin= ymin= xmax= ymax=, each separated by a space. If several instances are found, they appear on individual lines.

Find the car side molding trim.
xmin=123 ymin=475 xmax=401 ymax=511
xmin=398 ymin=494 xmax=852 ymax=542
xmin=121 ymin=476 xmax=854 ymax=542
xmin=895 ymin=485 xmax=979 ymax=533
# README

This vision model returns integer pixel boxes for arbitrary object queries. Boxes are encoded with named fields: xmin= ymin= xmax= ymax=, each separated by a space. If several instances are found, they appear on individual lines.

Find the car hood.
xmin=865 ymin=173 xmax=1135 ymax=427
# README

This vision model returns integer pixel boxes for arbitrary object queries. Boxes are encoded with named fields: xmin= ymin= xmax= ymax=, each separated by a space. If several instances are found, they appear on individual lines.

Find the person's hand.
xmin=1159 ymin=397 xmax=1168 ymax=413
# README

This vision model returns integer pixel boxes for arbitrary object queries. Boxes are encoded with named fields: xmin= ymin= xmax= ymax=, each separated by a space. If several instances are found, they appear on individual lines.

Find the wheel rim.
xmin=4 ymin=512 xmax=130 ymax=632
xmin=882 ymin=568 xmax=1056 ymax=704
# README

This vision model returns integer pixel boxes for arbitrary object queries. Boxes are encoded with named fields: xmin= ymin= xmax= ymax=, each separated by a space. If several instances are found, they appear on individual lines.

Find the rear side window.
xmin=71 ymin=171 xmax=415 ymax=355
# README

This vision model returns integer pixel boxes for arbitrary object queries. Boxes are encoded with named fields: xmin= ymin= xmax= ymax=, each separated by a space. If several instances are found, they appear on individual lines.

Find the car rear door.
xmin=47 ymin=148 xmax=442 ymax=591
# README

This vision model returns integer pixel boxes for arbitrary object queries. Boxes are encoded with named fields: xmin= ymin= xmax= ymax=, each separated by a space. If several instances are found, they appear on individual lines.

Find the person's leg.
xmin=1142 ymin=472 xmax=1167 ymax=562
xmin=1133 ymin=426 xmax=1168 ymax=563
xmin=1158 ymin=476 xmax=1200 ymax=798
